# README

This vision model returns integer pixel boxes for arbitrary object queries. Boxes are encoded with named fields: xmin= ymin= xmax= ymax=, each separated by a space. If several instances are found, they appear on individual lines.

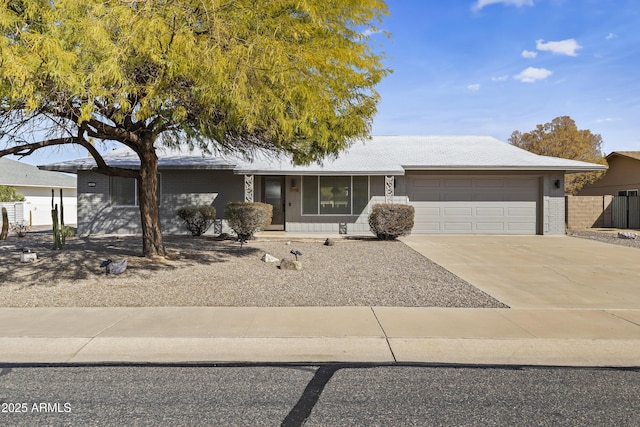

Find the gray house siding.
xmin=282 ymin=175 xmax=386 ymax=233
xmin=160 ymin=170 xmax=244 ymax=234
xmin=76 ymin=169 xmax=567 ymax=236
xmin=77 ymin=170 xmax=244 ymax=235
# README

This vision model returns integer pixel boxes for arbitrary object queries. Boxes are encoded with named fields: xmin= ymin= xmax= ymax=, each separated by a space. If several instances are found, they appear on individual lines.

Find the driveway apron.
xmin=401 ymin=235 xmax=640 ymax=309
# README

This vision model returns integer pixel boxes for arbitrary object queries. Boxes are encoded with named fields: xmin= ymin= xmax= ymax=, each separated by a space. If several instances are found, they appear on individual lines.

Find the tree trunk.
xmin=138 ymin=144 xmax=166 ymax=257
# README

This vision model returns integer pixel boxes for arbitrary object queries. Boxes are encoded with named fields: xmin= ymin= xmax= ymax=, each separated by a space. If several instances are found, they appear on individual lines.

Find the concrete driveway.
xmin=401 ymin=235 xmax=640 ymax=309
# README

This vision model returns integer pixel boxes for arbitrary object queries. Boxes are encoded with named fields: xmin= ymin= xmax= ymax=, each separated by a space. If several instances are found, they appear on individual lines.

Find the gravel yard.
xmin=0 ymin=232 xmax=505 ymax=308
xmin=566 ymin=228 xmax=640 ymax=249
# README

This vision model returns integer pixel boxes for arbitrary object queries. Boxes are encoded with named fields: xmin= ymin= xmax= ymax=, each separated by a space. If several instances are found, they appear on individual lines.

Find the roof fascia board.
xmin=606 ymin=152 xmax=640 ymax=162
xmin=401 ymin=165 xmax=607 ymax=172
xmin=232 ymin=170 xmax=406 ymax=176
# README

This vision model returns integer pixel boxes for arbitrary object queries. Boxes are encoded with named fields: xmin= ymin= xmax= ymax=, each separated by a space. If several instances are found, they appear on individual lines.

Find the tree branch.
xmin=0 ymin=138 xmax=74 ymax=157
xmin=0 ymin=135 xmax=140 ymax=180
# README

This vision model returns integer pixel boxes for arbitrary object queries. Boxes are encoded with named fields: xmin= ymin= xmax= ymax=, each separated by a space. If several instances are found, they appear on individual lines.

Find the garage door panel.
xmin=475 ymin=222 xmax=506 ymax=231
xmin=443 ymin=207 xmax=473 ymax=216
xmin=507 ymin=206 xmax=536 ymax=217
xmin=409 ymin=177 xmax=538 ymax=235
xmin=476 ymin=207 xmax=505 ymax=216
xmin=507 ymin=222 xmax=537 ymax=232
xmin=413 ymin=220 xmax=440 ymax=233
xmin=443 ymin=222 xmax=473 ymax=231
xmin=412 ymin=204 xmax=441 ymax=217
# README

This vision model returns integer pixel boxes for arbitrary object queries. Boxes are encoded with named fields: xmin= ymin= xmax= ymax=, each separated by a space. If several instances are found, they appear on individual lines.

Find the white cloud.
xmin=521 ymin=50 xmax=538 ymax=59
xmin=467 ymin=84 xmax=481 ymax=91
xmin=605 ymin=33 xmax=617 ymax=40
xmin=492 ymin=75 xmax=509 ymax=82
xmin=536 ymin=38 xmax=582 ymax=56
xmin=472 ymin=0 xmax=534 ymax=11
xmin=361 ymin=28 xmax=381 ymax=37
xmin=596 ymin=117 xmax=620 ymax=123
xmin=514 ymin=67 xmax=552 ymax=83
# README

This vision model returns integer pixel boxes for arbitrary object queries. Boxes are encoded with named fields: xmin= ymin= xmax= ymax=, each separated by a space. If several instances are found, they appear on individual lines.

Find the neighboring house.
xmin=40 ymin=136 xmax=604 ymax=236
xmin=0 ymin=158 xmax=77 ymax=226
xmin=576 ymin=151 xmax=640 ymax=197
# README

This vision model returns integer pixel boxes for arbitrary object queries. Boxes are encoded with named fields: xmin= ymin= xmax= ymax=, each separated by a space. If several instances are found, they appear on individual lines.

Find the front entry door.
xmin=263 ymin=176 xmax=285 ymax=231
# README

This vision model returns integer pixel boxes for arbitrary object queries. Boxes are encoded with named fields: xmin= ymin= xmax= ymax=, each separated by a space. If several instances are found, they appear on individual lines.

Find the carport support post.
xmin=385 ymin=176 xmax=395 ymax=203
xmin=244 ymin=175 xmax=254 ymax=202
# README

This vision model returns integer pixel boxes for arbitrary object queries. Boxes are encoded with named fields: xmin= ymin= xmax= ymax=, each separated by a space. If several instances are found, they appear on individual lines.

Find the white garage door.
xmin=408 ymin=176 xmax=539 ymax=235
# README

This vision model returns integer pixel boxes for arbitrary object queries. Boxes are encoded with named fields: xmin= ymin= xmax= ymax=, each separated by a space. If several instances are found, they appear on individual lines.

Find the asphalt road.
xmin=0 ymin=364 xmax=638 ymax=426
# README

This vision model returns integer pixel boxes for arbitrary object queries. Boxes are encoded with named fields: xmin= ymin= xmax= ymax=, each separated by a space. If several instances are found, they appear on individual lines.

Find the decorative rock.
xmin=20 ymin=252 xmax=37 ymax=263
xmin=618 ymin=232 xmax=638 ymax=240
xmin=324 ymin=238 xmax=335 ymax=246
xmin=261 ymin=253 xmax=279 ymax=263
xmin=102 ymin=258 xmax=128 ymax=275
xmin=279 ymin=258 xmax=302 ymax=270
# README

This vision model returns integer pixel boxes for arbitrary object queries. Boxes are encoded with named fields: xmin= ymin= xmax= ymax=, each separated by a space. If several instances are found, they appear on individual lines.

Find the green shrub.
xmin=176 ymin=205 xmax=217 ymax=236
xmin=224 ymin=202 xmax=272 ymax=241
xmin=368 ymin=204 xmax=415 ymax=240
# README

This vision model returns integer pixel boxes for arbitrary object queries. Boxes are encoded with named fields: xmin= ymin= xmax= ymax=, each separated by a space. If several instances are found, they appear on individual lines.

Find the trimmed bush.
xmin=225 ymin=202 xmax=273 ymax=241
xmin=176 ymin=205 xmax=217 ymax=236
xmin=368 ymin=204 xmax=415 ymax=240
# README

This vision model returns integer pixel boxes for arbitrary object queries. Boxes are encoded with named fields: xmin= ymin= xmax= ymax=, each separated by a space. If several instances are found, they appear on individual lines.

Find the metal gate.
xmin=0 ymin=202 xmax=25 ymax=224
xmin=612 ymin=196 xmax=640 ymax=229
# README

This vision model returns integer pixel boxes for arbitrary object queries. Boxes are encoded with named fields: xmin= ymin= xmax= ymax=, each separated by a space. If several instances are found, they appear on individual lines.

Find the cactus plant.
xmin=51 ymin=189 xmax=67 ymax=250
xmin=0 ymin=207 xmax=8 ymax=240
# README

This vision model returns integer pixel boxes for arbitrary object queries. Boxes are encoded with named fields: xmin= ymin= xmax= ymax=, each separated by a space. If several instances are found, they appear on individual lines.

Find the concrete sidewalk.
xmin=1 ymin=307 xmax=639 ymax=366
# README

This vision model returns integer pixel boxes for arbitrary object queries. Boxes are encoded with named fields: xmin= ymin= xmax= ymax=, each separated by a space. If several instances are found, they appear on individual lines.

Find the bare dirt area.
xmin=0 ymin=232 xmax=505 ymax=308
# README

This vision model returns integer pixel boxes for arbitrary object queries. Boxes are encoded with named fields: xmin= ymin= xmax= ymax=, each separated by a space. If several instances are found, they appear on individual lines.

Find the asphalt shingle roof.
xmin=39 ymin=135 xmax=606 ymax=175
xmin=0 ymin=158 xmax=76 ymax=188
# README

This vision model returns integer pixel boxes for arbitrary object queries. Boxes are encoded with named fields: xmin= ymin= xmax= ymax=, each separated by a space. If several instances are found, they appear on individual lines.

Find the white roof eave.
xmin=401 ymin=165 xmax=608 ymax=172
xmin=232 ymin=168 xmax=406 ymax=176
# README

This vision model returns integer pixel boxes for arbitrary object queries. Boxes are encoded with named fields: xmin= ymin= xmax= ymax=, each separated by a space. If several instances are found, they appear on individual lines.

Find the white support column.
xmin=385 ymin=176 xmax=395 ymax=203
xmin=244 ymin=175 xmax=254 ymax=202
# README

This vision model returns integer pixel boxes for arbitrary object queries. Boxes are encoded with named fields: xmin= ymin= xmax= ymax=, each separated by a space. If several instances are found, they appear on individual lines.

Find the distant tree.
xmin=0 ymin=185 xmax=25 ymax=202
xmin=509 ymin=116 xmax=607 ymax=194
xmin=0 ymin=0 xmax=389 ymax=257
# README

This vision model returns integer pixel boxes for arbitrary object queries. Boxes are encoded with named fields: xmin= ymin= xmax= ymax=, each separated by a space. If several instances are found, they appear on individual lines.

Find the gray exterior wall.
xmin=280 ymin=175 xmax=386 ymax=234
xmin=77 ymin=170 xmax=244 ymax=235
xmin=76 ymin=169 xmax=567 ymax=236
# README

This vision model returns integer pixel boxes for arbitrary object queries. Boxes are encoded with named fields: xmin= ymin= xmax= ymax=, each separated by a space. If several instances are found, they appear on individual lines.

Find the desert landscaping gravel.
xmin=4 ymin=229 xmax=635 ymax=308
xmin=567 ymin=228 xmax=640 ymax=249
xmin=0 ymin=232 xmax=506 ymax=308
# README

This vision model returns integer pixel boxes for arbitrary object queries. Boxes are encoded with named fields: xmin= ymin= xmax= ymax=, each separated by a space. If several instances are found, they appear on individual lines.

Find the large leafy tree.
xmin=509 ymin=116 xmax=607 ymax=195
xmin=0 ymin=0 xmax=389 ymax=257
xmin=0 ymin=185 xmax=25 ymax=202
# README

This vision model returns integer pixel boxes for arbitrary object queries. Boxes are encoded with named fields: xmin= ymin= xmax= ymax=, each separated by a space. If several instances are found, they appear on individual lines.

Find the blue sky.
xmin=9 ymin=0 xmax=640 ymax=166
xmin=372 ymin=0 xmax=640 ymax=154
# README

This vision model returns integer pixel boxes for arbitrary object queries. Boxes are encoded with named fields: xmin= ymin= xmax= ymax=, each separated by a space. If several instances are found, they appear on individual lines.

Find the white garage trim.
xmin=408 ymin=176 xmax=539 ymax=235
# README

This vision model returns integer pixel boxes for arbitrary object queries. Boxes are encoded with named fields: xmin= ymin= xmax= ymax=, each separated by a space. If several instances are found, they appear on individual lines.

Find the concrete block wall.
xmin=544 ymin=174 xmax=566 ymax=235
xmin=565 ymin=195 xmax=613 ymax=229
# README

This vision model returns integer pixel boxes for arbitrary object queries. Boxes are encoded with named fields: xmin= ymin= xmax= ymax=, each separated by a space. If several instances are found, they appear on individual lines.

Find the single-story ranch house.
xmin=40 ymin=136 xmax=605 ymax=236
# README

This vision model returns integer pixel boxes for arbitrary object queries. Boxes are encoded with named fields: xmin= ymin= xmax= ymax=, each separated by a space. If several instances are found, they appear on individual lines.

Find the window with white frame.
xmin=618 ymin=189 xmax=639 ymax=197
xmin=302 ymin=176 xmax=369 ymax=215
